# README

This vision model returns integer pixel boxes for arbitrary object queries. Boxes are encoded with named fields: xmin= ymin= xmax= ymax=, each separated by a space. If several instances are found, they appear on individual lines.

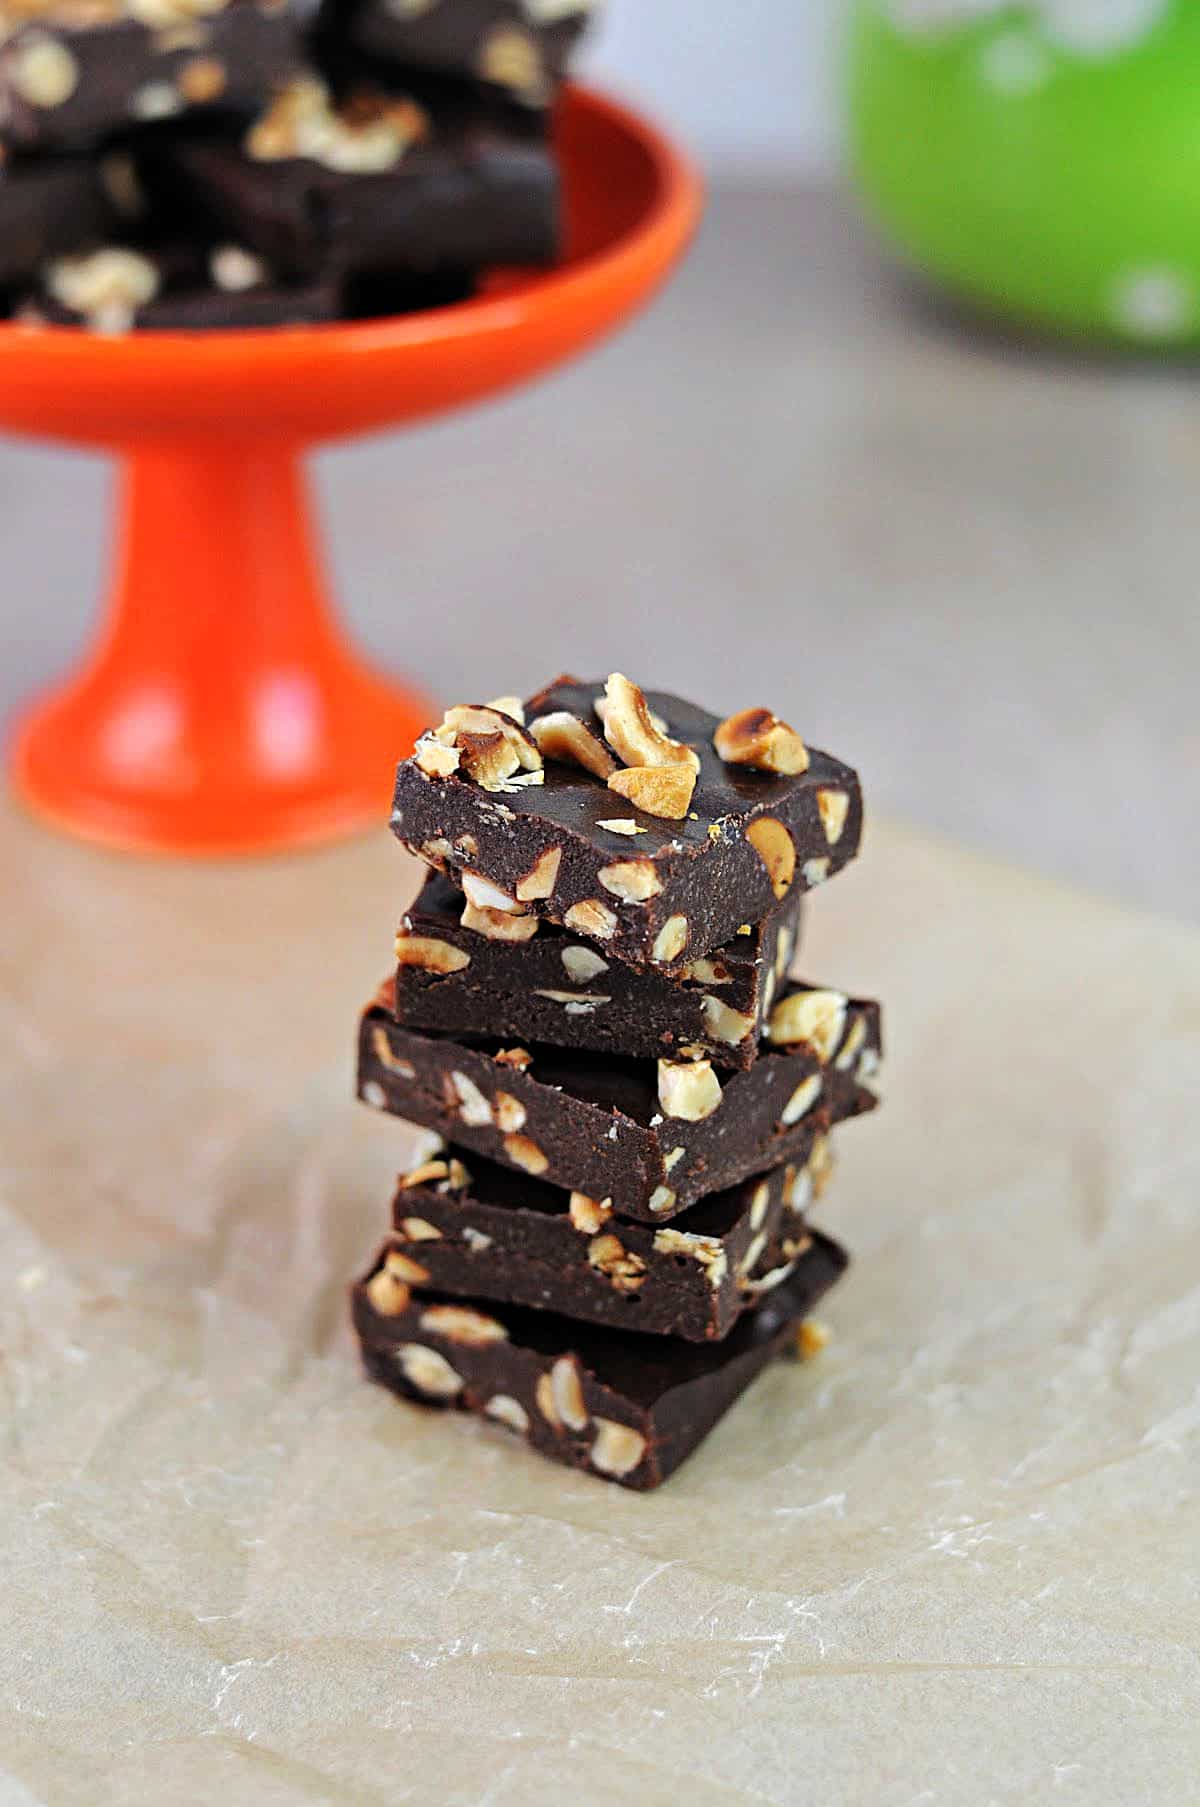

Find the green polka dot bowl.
xmin=847 ymin=1 xmax=1200 ymax=346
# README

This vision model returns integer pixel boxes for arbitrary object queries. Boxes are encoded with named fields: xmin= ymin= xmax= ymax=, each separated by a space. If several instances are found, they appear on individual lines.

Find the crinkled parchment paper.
xmin=1 ymin=800 xmax=1197 ymax=1806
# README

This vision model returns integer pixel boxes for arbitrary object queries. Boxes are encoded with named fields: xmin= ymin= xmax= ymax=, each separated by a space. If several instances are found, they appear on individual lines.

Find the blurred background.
xmin=5 ymin=0 xmax=1196 ymax=918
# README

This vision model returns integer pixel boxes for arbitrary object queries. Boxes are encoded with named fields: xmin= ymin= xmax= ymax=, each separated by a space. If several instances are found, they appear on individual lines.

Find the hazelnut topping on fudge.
xmin=391 ymin=673 xmax=864 ymax=967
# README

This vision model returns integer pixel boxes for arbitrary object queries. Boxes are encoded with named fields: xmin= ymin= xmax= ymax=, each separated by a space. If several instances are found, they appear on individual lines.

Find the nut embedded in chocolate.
xmin=361 ymin=982 xmax=881 ymax=1221
xmin=657 ymin=1058 xmax=722 ymax=1122
xmin=394 ymin=932 xmax=472 ymax=973
xmin=746 ymin=816 xmax=797 ymax=900
xmin=768 ymin=988 xmax=848 ymax=1063
xmin=390 ymin=871 xmax=799 ymax=1071
xmin=354 ymin=1235 xmax=849 ymax=1489
xmin=461 ymin=901 xmax=539 ymax=943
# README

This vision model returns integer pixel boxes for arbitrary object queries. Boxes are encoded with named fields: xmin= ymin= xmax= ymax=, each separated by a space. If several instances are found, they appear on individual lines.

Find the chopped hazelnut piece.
xmin=441 ymin=702 xmax=541 ymax=769
xmin=561 ymin=945 xmax=609 ymax=984
xmin=795 ymin=1319 xmax=831 ymax=1361
xmin=478 ymin=21 xmax=545 ymax=95
xmin=535 ymin=1371 xmax=561 ymax=1428
xmin=449 ymin=1071 xmax=493 ymax=1126
xmin=461 ymin=870 xmax=524 ymax=914
xmin=569 ymin=1192 xmax=613 ymax=1234
xmin=746 ymin=816 xmax=796 ymax=899
xmin=414 ymin=735 xmax=461 ymax=778
xmin=529 ymin=710 xmax=618 ymax=778
xmin=816 ymin=788 xmax=850 ymax=844
xmin=455 ymin=729 xmax=520 ymax=790
xmin=598 ymin=859 xmax=663 ymax=903
xmin=365 ymin=1268 xmax=410 ymax=1317
xmin=383 ymin=1249 xmax=432 ymax=1285
xmin=700 ymin=996 xmax=755 ymax=1044
xmin=607 ymin=762 xmax=696 ymax=820
xmin=394 ymin=933 xmax=472 ymax=973
xmin=590 ymin=1419 xmax=646 ymax=1478
xmin=419 ymin=1305 xmax=508 ymax=1346
xmin=493 ymin=1091 xmax=527 ymax=1132
xmin=587 ymin=1234 xmax=648 ymax=1294
xmin=713 ymin=707 xmax=809 ymax=775
xmin=461 ymin=901 xmax=539 ymax=943
xmin=504 ymin=1133 xmax=549 ymax=1174
xmin=551 ymin=1356 xmax=588 ymax=1431
xmin=12 ymin=34 xmax=80 ymax=109
xmin=486 ymin=1394 xmax=529 ymax=1433
xmin=564 ymin=899 xmax=617 ymax=940
xmin=809 ymin=1135 xmax=834 ymax=1197
xmin=835 ymin=1015 xmax=867 ymax=1072
xmin=399 ymin=1159 xmax=450 ymax=1190
xmin=397 ymin=1343 xmax=462 ymax=1399
xmin=657 ymin=1058 xmax=722 ymax=1121
xmin=768 ymin=990 xmax=848 ymax=1063
xmin=601 ymin=673 xmax=700 ymax=771
xmin=652 ymin=1228 xmax=728 ymax=1288
xmin=780 ymin=1073 xmax=822 ymax=1126
xmin=400 ymin=1217 xmax=443 ymax=1242
xmin=370 ymin=1027 xmax=414 ymax=1077
xmin=651 ymin=915 xmax=690 ymax=963
xmin=515 ymin=845 xmax=562 ymax=901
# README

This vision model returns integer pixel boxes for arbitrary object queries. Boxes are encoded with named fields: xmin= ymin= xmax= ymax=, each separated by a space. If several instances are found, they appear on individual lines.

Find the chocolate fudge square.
xmin=153 ymin=75 xmax=560 ymax=280
xmin=336 ymin=0 xmax=594 ymax=107
xmin=0 ymin=0 xmax=304 ymax=153
xmin=357 ymin=980 xmax=882 ymax=1223
xmin=353 ymin=1231 xmax=849 ymax=1490
xmin=391 ymin=676 xmax=863 ymax=969
xmin=384 ymin=1130 xmax=833 ymax=1342
xmin=392 ymin=870 xmax=804 ymax=1071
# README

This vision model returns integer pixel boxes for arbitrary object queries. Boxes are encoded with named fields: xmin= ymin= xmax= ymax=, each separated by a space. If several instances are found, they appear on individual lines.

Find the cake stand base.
xmin=11 ymin=444 xmax=431 ymax=856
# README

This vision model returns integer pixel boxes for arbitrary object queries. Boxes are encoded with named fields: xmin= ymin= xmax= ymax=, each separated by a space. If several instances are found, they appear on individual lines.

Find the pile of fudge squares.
xmin=0 ymin=0 xmax=593 ymax=330
xmin=352 ymin=674 xmax=884 ymax=1491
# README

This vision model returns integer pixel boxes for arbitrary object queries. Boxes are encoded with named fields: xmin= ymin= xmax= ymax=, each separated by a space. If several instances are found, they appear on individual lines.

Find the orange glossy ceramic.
xmin=3 ymin=87 xmax=702 ymax=855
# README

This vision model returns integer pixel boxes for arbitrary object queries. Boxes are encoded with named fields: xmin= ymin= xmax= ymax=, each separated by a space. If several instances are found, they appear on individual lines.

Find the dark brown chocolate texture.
xmin=392 ymin=870 xmax=805 ymax=1070
xmin=382 ymin=1132 xmax=833 ymax=1341
xmin=353 ymin=1231 xmax=849 ymax=1490
xmin=357 ymin=980 xmax=881 ymax=1223
xmin=390 ymin=677 xmax=864 ymax=969
xmin=357 ymin=673 xmax=876 ymax=1487
xmin=0 ymin=157 xmax=116 ymax=287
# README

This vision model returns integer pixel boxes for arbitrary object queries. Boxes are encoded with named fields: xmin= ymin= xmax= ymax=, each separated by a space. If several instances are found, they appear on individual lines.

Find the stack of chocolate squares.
xmin=0 ymin=0 xmax=595 ymax=330
xmin=352 ymin=674 xmax=883 ymax=1490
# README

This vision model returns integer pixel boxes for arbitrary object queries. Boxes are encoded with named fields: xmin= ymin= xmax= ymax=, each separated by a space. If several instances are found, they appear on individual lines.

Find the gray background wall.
xmin=582 ymin=0 xmax=837 ymax=172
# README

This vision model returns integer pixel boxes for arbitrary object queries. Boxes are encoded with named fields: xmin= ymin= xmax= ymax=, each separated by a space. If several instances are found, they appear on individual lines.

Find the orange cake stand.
xmin=1 ymin=88 xmax=701 ymax=856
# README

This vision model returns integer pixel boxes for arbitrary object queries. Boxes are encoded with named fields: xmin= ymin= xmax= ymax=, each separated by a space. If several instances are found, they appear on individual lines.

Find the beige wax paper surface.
xmin=1 ymin=799 xmax=1197 ymax=1807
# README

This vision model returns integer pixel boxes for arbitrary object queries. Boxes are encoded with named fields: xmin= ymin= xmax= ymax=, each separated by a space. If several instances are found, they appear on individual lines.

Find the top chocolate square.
xmin=390 ymin=675 xmax=863 ymax=968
